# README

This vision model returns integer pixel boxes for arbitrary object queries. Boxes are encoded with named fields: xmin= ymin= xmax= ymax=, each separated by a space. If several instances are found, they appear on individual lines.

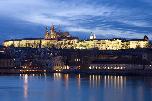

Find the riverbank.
xmin=0 ymin=69 xmax=152 ymax=76
xmin=61 ymin=69 xmax=152 ymax=76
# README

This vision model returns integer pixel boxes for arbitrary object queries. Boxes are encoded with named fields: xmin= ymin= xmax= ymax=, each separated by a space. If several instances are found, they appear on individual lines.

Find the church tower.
xmin=90 ymin=32 xmax=96 ymax=40
xmin=45 ymin=27 xmax=49 ymax=39
xmin=50 ymin=24 xmax=58 ymax=39
xmin=50 ymin=24 xmax=55 ymax=33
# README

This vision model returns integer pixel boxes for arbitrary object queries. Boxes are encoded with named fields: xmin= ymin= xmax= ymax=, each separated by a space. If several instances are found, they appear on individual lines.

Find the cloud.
xmin=22 ymin=14 xmax=72 ymax=26
xmin=67 ymin=26 xmax=152 ymax=39
xmin=0 ymin=0 xmax=111 ymax=26
xmin=0 ymin=0 xmax=152 ymax=41
xmin=0 ymin=0 xmax=46 ymax=15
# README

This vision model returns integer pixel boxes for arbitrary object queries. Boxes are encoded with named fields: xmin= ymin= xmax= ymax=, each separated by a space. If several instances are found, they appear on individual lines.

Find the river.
xmin=0 ymin=74 xmax=151 ymax=101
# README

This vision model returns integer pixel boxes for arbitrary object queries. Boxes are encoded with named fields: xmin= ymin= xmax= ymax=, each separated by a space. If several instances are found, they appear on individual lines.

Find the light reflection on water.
xmin=89 ymin=75 xmax=127 ymax=89
xmin=0 ymin=73 xmax=152 ymax=101
xmin=53 ymin=73 xmax=62 ymax=80
xmin=23 ymin=74 xmax=28 ymax=99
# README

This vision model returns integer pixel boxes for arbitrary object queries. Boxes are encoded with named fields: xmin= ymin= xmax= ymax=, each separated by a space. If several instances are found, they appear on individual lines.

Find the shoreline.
xmin=0 ymin=69 xmax=152 ymax=76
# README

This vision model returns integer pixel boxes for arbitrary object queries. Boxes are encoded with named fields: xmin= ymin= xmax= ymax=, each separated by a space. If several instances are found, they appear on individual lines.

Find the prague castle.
xmin=3 ymin=25 xmax=149 ymax=50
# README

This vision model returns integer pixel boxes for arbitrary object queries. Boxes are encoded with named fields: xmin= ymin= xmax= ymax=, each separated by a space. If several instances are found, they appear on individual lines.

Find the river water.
xmin=0 ymin=74 xmax=151 ymax=101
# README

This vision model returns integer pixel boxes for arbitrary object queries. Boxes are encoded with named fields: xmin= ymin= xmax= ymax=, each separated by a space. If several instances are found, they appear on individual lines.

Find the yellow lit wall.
xmin=3 ymin=38 xmax=149 ymax=50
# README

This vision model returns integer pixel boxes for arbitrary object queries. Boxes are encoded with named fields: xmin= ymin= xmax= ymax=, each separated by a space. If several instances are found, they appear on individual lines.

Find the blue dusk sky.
xmin=0 ymin=0 xmax=152 ymax=43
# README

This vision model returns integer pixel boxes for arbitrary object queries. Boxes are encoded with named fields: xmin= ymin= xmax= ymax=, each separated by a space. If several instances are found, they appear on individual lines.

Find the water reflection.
xmin=19 ymin=74 xmax=132 ymax=90
xmin=53 ymin=73 xmax=62 ymax=80
xmin=89 ymin=75 xmax=126 ymax=89
xmin=14 ymin=74 xmax=152 ymax=101
xmin=23 ymin=74 xmax=28 ymax=99
xmin=76 ymin=74 xmax=81 ymax=89
xmin=63 ymin=74 xmax=69 ymax=89
xmin=89 ymin=75 xmax=101 ymax=88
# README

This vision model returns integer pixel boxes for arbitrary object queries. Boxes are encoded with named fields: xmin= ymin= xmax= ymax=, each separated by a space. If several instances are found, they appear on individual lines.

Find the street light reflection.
xmin=23 ymin=74 xmax=28 ymax=98
xmin=64 ymin=74 xmax=69 ymax=89
xmin=77 ymin=74 xmax=81 ymax=89
xmin=53 ymin=73 xmax=62 ymax=80
xmin=90 ymin=75 xmax=126 ymax=89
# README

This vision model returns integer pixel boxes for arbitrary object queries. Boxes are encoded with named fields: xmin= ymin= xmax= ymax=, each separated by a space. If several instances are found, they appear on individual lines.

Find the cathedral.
xmin=44 ymin=25 xmax=71 ymax=40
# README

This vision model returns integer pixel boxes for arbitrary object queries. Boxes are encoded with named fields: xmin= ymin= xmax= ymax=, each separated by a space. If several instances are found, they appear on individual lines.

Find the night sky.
xmin=0 ymin=0 xmax=152 ymax=43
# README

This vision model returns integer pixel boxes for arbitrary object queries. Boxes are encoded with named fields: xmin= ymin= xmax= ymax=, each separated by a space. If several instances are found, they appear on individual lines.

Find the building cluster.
xmin=1 ymin=25 xmax=152 ymax=74
xmin=3 ymin=25 xmax=149 ymax=50
xmin=89 ymin=56 xmax=151 ymax=70
xmin=0 ymin=46 xmax=67 ymax=73
xmin=0 ymin=45 xmax=152 ymax=73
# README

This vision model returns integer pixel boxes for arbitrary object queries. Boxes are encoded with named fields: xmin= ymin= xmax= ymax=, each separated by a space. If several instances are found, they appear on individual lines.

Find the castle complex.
xmin=3 ymin=25 xmax=149 ymax=50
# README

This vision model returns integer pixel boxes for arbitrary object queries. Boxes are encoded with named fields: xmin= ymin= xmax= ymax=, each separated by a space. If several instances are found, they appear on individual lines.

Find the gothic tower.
xmin=45 ymin=27 xmax=49 ymax=39
xmin=50 ymin=24 xmax=58 ymax=39
xmin=50 ymin=24 xmax=55 ymax=33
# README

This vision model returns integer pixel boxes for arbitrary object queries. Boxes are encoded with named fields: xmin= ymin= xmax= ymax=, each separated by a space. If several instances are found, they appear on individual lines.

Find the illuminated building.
xmin=3 ymin=25 xmax=149 ymax=50
xmin=52 ymin=56 xmax=65 ymax=71
xmin=90 ymin=32 xmax=96 ymax=40
xmin=89 ymin=59 xmax=152 ymax=70
xmin=45 ymin=25 xmax=58 ymax=39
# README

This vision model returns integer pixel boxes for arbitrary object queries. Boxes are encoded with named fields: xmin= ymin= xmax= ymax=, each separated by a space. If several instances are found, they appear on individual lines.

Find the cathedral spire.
xmin=45 ymin=26 xmax=49 ymax=39
xmin=50 ymin=24 xmax=55 ymax=33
